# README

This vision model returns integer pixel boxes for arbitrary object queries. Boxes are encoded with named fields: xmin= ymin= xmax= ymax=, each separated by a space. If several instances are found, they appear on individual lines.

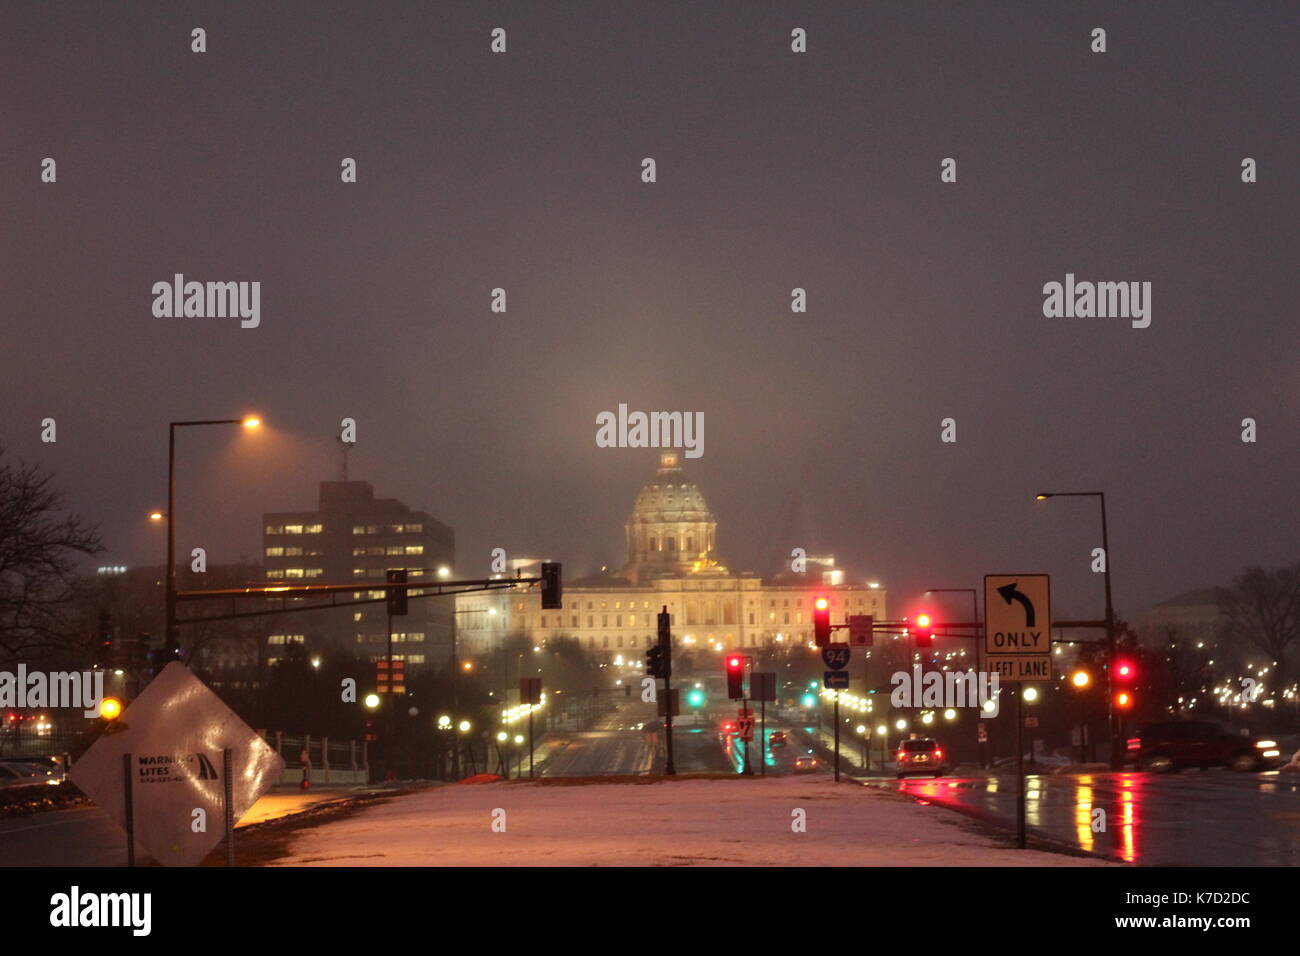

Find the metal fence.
xmin=265 ymin=731 xmax=369 ymax=785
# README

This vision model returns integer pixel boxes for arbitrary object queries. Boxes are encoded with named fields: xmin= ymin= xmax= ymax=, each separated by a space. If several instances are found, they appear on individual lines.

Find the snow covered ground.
xmin=270 ymin=775 xmax=1118 ymax=866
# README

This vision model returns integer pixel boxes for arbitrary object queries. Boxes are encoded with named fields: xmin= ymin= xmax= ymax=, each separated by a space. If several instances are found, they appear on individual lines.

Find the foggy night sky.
xmin=3 ymin=2 xmax=1297 ymax=624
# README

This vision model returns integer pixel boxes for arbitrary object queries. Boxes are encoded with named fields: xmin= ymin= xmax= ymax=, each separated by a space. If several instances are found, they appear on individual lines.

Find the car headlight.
xmin=1255 ymin=740 xmax=1277 ymax=749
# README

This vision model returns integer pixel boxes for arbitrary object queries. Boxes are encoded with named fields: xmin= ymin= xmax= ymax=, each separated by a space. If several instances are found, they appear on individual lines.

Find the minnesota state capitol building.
xmin=455 ymin=450 xmax=886 ymax=661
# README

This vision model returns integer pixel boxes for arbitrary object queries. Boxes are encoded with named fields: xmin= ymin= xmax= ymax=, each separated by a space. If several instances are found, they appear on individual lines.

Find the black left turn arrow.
xmin=996 ymin=582 xmax=1036 ymax=627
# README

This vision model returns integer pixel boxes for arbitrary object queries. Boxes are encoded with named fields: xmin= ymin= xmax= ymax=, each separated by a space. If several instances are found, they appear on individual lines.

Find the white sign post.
xmin=69 ymin=662 xmax=285 ymax=867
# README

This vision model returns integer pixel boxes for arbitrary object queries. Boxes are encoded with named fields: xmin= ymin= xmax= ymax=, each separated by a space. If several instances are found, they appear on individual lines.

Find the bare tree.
xmin=1217 ymin=563 xmax=1300 ymax=692
xmin=0 ymin=448 xmax=101 ymax=664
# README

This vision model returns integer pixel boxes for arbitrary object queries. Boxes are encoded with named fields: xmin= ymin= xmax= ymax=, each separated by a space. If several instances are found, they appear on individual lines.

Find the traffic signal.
xmin=687 ymin=688 xmax=706 ymax=708
xmin=725 ymin=654 xmax=746 ymax=699
xmin=540 ymin=562 xmax=562 ymax=610
xmin=95 ymin=610 xmax=114 ymax=667
xmin=99 ymin=697 xmax=123 ymax=720
xmin=912 ymin=613 xmax=934 ymax=648
xmin=656 ymin=607 xmax=672 ymax=679
xmin=1114 ymin=658 xmax=1136 ymax=682
xmin=1115 ymin=690 xmax=1134 ymax=710
xmin=386 ymin=568 xmax=408 ymax=616
xmin=813 ymin=597 xmax=831 ymax=647
xmin=645 ymin=645 xmax=664 ymax=679
xmin=1070 ymin=669 xmax=1091 ymax=689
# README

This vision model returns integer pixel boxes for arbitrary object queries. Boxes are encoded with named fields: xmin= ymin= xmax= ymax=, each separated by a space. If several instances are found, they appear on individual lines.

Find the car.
xmin=896 ymin=738 xmax=947 ymax=778
xmin=0 ymin=763 xmax=49 ymax=790
xmin=1 ymin=757 xmax=65 ymax=785
xmin=1126 ymin=720 xmax=1285 ymax=773
xmin=769 ymin=731 xmax=788 ymax=747
xmin=793 ymin=755 xmax=820 ymax=774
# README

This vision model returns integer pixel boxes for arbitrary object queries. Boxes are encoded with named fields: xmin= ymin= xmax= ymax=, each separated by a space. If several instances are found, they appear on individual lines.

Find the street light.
xmin=161 ymin=416 xmax=262 ymax=664
xmin=1035 ymin=490 xmax=1119 ymax=768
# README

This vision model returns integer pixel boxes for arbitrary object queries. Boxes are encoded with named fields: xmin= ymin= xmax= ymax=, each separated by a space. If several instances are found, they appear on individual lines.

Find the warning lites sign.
xmin=69 ymin=662 xmax=285 ymax=866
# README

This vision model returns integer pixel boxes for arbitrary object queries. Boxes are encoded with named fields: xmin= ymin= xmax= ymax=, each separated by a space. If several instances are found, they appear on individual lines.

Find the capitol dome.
xmin=623 ymin=450 xmax=722 ymax=584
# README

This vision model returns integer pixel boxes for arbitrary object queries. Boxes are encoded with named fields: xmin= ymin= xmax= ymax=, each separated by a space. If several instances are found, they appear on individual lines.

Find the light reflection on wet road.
xmin=891 ymin=770 xmax=1300 ymax=865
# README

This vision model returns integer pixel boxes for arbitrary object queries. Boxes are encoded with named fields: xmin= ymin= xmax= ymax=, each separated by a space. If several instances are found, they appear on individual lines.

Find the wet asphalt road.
xmin=890 ymin=768 xmax=1300 ymax=865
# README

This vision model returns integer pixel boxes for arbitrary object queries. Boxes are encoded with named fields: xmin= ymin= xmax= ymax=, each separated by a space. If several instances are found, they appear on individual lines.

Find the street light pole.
xmin=1036 ymin=491 xmax=1120 ymax=769
xmin=163 ymin=417 xmax=260 ymax=665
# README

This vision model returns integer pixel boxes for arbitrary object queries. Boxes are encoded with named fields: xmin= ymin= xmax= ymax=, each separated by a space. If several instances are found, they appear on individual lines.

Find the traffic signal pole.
xmin=659 ymin=607 xmax=676 ymax=776
xmin=833 ymin=694 xmax=840 ymax=782
xmin=1015 ymin=689 xmax=1026 ymax=849
xmin=663 ymin=678 xmax=676 ymax=776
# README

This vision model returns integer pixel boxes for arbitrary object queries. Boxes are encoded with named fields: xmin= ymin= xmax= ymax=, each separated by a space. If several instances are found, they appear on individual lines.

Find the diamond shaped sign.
xmin=69 ymin=662 xmax=285 ymax=866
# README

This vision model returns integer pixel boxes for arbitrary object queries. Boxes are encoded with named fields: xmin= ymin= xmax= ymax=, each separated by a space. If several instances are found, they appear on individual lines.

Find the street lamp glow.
xmin=894 ymin=719 xmax=908 ymax=730
xmin=1023 ymin=687 xmax=1039 ymax=703
xmin=1072 ymin=670 xmax=1091 ymax=688
xmin=149 ymin=511 xmax=164 ymax=521
xmin=856 ymin=724 xmax=867 ymax=735
xmin=921 ymin=712 xmax=934 ymax=725
xmin=241 ymin=416 xmax=261 ymax=429
xmin=457 ymin=719 xmax=471 ymax=733
xmin=437 ymin=566 xmax=451 ymax=578
xmin=496 ymin=731 xmax=508 ymax=742
xmin=513 ymin=734 xmax=524 ymax=744
xmin=364 ymin=693 xmax=380 ymax=709
xmin=99 ymin=697 xmax=123 ymax=720
xmin=944 ymin=708 xmax=957 ymax=720
xmin=437 ymin=715 xmax=451 ymax=728
xmin=876 ymin=724 xmax=887 ymax=735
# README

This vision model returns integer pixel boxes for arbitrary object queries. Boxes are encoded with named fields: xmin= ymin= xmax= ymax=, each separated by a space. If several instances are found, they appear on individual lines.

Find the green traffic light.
xmin=687 ymin=689 xmax=705 ymax=708
xmin=801 ymin=693 xmax=816 ymax=708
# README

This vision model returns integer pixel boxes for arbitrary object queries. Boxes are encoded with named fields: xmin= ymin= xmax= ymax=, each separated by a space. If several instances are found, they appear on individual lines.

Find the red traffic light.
xmin=813 ymin=597 xmax=832 ymax=647
xmin=1114 ymin=659 xmax=1136 ymax=681
xmin=1115 ymin=690 xmax=1134 ymax=709
xmin=912 ymin=612 xmax=934 ymax=647
xmin=725 ymin=655 xmax=746 ymax=699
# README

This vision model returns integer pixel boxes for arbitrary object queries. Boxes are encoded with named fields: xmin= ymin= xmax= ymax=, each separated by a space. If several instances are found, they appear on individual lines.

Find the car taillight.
xmin=897 ymin=751 xmax=906 ymax=760
xmin=1126 ymin=738 xmax=1141 ymax=750
xmin=934 ymin=749 xmax=943 ymax=759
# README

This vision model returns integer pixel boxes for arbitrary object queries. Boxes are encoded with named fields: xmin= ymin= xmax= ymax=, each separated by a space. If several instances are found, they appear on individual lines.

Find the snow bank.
xmin=270 ymin=775 xmax=1116 ymax=867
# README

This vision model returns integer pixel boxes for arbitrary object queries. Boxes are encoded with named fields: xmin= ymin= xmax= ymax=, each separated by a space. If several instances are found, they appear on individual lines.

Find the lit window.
xmin=265 ymin=547 xmax=284 ymax=557
xmin=304 ymin=524 xmax=323 ymax=534
xmin=284 ymin=525 xmax=303 ymax=534
xmin=265 ymin=525 xmax=284 ymax=535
